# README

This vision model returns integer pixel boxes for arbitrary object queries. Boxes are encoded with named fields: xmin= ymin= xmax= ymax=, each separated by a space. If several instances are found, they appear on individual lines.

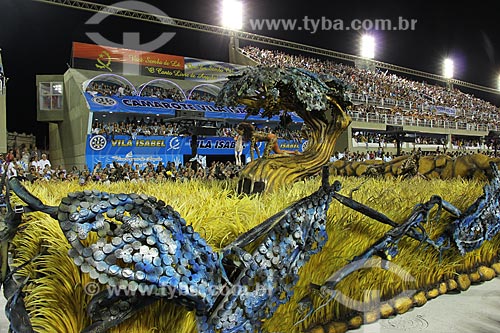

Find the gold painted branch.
xmin=238 ymin=104 xmax=351 ymax=194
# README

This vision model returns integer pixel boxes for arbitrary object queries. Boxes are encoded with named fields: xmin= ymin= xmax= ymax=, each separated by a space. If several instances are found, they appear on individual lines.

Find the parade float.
xmin=2 ymin=67 xmax=500 ymax=333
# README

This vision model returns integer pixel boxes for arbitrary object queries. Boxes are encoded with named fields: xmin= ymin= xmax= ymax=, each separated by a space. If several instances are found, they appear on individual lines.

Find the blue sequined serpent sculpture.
xmin=2 ymin=167 xmax=336 ymax=332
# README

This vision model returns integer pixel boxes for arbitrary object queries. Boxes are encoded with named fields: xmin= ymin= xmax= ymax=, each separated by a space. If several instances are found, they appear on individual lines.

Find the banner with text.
xmin=72 ymin=42 xmax=185 ymax=78
xmin=432 ymin=105 xmax=456 ymax=117
xmin=72 ymin=42 xmax=246 ymax=81
xmin=86 ymin=134 xmax=307 ymax=169
xmin=85 ymin=93 xmax=303 ymax=122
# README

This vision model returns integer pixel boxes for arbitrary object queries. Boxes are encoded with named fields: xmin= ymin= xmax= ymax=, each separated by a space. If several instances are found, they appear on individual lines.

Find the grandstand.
xmin=36 ymin=42 xmax=306 ymax=170
xmin=237 ymin=45 xmax=500 ymax=153
xmin=36 ymin=41 xmax=500 ymax=170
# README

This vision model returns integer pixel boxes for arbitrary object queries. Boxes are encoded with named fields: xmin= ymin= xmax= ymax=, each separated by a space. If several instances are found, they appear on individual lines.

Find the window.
xmin=40 ymin=82 xmax=63 ymax=110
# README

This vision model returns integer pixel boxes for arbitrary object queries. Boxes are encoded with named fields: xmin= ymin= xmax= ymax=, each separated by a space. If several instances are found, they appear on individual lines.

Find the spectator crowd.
xmin=2 ymin=143 xmax=498 ymax=186
xmin=241 ymin=46 xmax=500 ymax=130
xmin=0 ymin=144 xmax=243 ymax=184
xmin=90 ymin=118 xmax=305 ymax=142
xmin=85 ymin=80 xmax=218 ymax=104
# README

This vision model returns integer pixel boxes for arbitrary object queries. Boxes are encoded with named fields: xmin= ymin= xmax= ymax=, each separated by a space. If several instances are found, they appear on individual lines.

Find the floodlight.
xmin=222 ymin=0 xmax=243 ymax=30
xmin=360 ymin=35 xmax=375 ymax=59
xmin=443 ymin=58 xmax=454 ymax=79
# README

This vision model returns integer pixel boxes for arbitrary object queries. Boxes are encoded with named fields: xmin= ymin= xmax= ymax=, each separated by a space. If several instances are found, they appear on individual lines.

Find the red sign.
xmin=72 ymin=42 xmax=185 ymax=74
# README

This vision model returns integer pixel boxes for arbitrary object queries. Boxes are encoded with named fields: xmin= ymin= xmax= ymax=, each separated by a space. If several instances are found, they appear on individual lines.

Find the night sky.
xmin=1 ymin=0 xmax=499 ymax=147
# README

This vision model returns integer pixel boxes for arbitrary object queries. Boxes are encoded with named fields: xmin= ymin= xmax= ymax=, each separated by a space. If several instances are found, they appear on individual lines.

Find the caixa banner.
xmin=86 ymin=135 xmax=307 ymax=169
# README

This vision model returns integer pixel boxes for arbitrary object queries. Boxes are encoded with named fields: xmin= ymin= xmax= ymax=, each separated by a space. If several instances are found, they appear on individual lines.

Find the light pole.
xmin=360 ymin=35 xmax=375 ymax=59
xmin=443 ymin=58 xmax=454 ymax=90
xmin=355 ymin=34 xmax=376 ymax=71
xmin=222 ymin=0 xmax=243 ymax=63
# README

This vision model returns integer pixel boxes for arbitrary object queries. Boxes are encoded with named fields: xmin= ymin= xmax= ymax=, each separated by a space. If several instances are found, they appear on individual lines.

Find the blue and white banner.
xmin=86 ymin=134 xmax=307 ymax=170
xmin=432 ymin=105 xmax=456 ymax=116
xmin=84 ymin=93 xmax=303 ymax=122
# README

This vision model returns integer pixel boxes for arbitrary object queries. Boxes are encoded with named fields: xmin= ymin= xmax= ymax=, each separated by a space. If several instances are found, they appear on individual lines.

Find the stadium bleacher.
xmin=241 ymin=45 xmax=500 ymax=132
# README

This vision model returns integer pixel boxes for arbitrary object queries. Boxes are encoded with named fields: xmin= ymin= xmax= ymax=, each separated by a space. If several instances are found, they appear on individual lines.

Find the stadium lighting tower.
xmin=443 ymin=58 xmax=454 ymax=79
xmin=221 ymin=0 xmax=243 ymax=30
xmin=223 ymin=0 xmax=243 ymax=63
xmin=360 ymin=35 xmax=375 ymax=59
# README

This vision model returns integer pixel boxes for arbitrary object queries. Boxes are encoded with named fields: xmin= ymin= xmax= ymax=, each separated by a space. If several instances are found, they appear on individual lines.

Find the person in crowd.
xmin=31 ymin=146 xmax=41 ymax=160
xmin=92 ymin=161 xmax=102 ymax=177
xmin=6 ymin=149 xmax=15 ymax=163
xmin=236 ymin=122 xmax=301 ymax=161
xmin=234 ymin=132 xmax=244 ymax=166
xmin=37 ymin=153 xmax=51 ymax=174
xmin=6 ymin=157 xmax=18 ymax=179
xmin=41 ymin=164 xmax=53 ymax=181
xmin=20 ymin=147 xmax=31 ymax=170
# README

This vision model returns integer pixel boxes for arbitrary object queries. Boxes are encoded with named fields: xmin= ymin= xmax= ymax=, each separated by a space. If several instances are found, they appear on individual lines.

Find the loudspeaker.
xmin=386 ymin=125 xmax=403 ymax=132
xmin=193 ymin=126 xmax=217 ymax=136
xmin=175 ymin=110 xmax=205 ymax=118
xmin=487 ymin=131 xmax=500 ymax=138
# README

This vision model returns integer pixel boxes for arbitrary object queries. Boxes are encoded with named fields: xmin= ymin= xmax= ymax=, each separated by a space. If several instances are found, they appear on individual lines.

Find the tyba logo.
xmin=85 ymin=1 xmax=176 ymax=52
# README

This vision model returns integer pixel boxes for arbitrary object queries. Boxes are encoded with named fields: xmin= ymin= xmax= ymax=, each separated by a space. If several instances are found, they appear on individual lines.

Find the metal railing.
xmin=347 ymin=111 xmax=496 ymax=133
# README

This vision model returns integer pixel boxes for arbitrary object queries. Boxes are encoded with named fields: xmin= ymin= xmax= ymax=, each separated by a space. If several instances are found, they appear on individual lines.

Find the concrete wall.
xmin=36 ymin=75 xmax=65 ymax=122
xmin=229 ymin=41 xmax=259 ymax=66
